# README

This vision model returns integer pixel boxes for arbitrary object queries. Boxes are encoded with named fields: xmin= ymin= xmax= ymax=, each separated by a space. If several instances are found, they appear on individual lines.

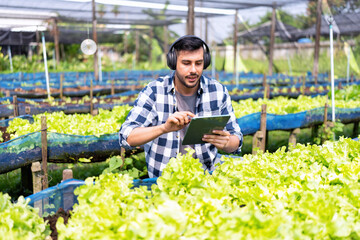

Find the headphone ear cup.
xmin=203 ymin=51 xmax=211 ymax=69
xmin=166 ymin=50 xmax=177 ymax=70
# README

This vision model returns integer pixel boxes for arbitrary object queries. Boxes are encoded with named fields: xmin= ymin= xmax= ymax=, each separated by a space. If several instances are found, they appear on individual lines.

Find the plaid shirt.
xmin=119 ymin=73 xmax=243 ymax=177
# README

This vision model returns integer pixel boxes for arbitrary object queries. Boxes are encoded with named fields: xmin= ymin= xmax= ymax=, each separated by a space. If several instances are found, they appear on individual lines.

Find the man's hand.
xmin=162 ymin=111 xmax=195 ymax=133
xmin=127 ymin=111 xmax=195 ymax=147
xmin=202 ymin=130 xmax=239 ymax=153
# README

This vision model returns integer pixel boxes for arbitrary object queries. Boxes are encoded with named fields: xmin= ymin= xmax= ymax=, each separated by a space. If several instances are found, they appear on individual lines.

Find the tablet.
xmin=182 ymin=115 xmax=230 ymax=145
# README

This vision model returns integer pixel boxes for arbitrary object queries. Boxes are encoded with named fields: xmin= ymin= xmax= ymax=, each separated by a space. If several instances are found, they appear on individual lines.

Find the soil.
xmin=43 ymin=207 xmax=71 ymax=240
xmin=0 ymin=126 xmax=10 ymax=143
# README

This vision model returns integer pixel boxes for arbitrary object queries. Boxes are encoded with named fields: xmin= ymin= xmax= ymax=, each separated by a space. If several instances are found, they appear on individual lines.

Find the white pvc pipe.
xmin=329 ymin=23 xmax=335 ymax=122
xmin=346 ymin=45 xmax=350 ymax=84
xmin=42 ymin=32 xmax=51 ymax=99
xmin=287 ymin=51 xmax=292 ymax=75
xmin=7 ymin=46 xmax=13 ymax=72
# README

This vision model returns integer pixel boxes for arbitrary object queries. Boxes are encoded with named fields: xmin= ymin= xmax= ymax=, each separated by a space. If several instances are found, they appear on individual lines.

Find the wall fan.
xmin=81 ymin=39 xmax=97 ymax=55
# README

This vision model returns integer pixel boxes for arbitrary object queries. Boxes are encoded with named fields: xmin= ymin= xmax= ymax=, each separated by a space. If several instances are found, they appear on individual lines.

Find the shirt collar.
xmin=167 ymin=71 xmax=205 ymax=95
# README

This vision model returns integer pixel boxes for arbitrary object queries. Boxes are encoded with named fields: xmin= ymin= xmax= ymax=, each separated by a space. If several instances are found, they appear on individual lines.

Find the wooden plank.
xmin=41 ymin=116 xmax=48 ymax=190
xmin=60 ymin=73 xmax=64 ymax=99
xmin=31 ymin=161 xmax=43 ymax=216
xmin=111 ymin=79 xmax=115 ymax=95
xmin=31 ymin=162 xmax=42 ymax=194
xmin=252 ymin=131 xmax=264 ymax=155
xmin=260 ymin=104 xmax=267 ymax=152
xmin=25 ymin=106 xmax=31 ymax=115
xmin=289 ymin=128 xmax=300 ymax=148
xmin=62 ymin=169 xmax=73 ymax=181
xmin=13 ymin=95 xmax=19 ymax=117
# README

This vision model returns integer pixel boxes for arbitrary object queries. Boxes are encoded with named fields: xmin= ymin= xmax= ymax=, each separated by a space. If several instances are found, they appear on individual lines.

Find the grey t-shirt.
xmin=175 ymin=90 xmax=197 ymax=155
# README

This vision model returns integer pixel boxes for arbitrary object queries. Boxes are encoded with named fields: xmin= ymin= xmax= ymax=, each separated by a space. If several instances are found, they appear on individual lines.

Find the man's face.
xmin=174 ymin=47 xmax=204 ymax=91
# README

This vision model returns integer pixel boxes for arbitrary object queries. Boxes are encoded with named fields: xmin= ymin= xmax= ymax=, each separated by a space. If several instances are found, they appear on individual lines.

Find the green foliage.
xmin=257 ymin=8 xmax=308 ymax=29
xmin=0 ymin=193 xmax=50 ymax=239
xmin=332 ymin=84 xmax=360 ymax=101
xmin=56 ymin=139 xmax=360 ymax=239
xmin=314 ymin=120 xmax=345 ymax=144
xmin=102 ymin=152 xmax=147 ymax=179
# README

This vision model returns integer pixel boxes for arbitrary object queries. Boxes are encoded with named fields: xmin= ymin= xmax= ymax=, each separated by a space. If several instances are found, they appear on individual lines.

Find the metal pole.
xmin=187 ymin=0 xmax=195 ymax=35
xmin=212 ymin=48 xmax=216 ymax=79
xmin=268 ymin=3 xmax=276 ymax=76
xmin=7 ymin=46 xmax=13 ymax=72
xmin=287 ymin=51 xmax=292 ymax=75
xmin=98 ymin=45 xmax=102 ymax=82
xmin=52 ymin=49 xmax=56 ymax=70
xmin=235 ymin=44 xmax=239 ymax=87
xmin=233 ymin=9 xmax=238 ymax=81
xmin=41 ymin=32 xmax=51 ymax=99
xmin=346 ymin=44 xmax=350 ymax=84
xmin=313 ymin=0 xmax=322 ymax=83
xmin=329 ymin=18 xmax=335 ymax=122
xmin=92 ymin=0 xmax=99 ymax=81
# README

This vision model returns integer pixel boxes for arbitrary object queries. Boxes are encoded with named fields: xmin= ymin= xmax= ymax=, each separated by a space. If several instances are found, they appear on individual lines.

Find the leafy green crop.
xmin=6 ymin=95 xmax=360 ymax=140
xmin=56 ymin=138 xmax=360 ymax=239
xmin=332 ymin=84 xmax=360 ymax=101
xmin=0 ymin=193 xmax=50 ymax=239
xmin=7 ymin=105 xmax=132 ymax=139
xmin=232 ymin=95 xmax=360 ymax=118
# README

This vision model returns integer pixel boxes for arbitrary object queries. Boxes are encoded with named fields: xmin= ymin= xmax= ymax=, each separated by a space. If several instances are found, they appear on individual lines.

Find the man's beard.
xmin=175 ymin=72 xmax=200 ymax=89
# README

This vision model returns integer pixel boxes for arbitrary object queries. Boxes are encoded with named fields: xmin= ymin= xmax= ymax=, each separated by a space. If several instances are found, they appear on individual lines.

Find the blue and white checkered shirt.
xmin=119 ymin=73 xmax=243 ymax=177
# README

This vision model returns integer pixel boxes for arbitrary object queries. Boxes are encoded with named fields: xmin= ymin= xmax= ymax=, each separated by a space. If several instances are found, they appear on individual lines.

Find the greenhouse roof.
xmin=296 ymin=12 xmax=360 ymax=38
xmin=237 ymin=21 xmax=301 ymax=42
xmin=0 ymin=0 xmax=308 ymax=30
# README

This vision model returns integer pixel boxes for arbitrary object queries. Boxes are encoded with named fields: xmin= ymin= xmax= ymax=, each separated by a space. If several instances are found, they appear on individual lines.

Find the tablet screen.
xmin=182 ymin=115 xmax=230 ymax=145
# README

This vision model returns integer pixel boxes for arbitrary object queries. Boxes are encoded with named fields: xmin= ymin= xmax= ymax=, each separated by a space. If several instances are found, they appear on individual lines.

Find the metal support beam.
xmin=163 ymin=25 xmax=169 ymax=63
xmin=135 ymin=30 xmax=140 ymax=64
xmin=268 ymin=3 xmax=276 ymax=76
xmin=187 ymin=0 xmax=195 ymax=35
xmin=52 ymin=18 xmax=60 ymax=65
xmin=313 ymin=0 xmax=322 ymax=84
xmin=233 ymin=9 xmax=238 ymax=81
xmin=149 ymin=27 xmax=153 ymax=66
xmin=205 ymin=16 xmax=209 ymax=43
xmin=92 ymin=0 xmax=99 ymax=81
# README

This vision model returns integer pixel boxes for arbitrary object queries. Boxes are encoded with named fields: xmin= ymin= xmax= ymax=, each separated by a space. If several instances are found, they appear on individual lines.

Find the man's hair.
xmin=173 ymin=36 xmax=205 ymax=52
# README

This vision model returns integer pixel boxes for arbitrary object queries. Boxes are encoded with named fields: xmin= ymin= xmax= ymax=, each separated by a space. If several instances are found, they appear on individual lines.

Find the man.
xmin=119 ymin=35 xmax=242 ymax=178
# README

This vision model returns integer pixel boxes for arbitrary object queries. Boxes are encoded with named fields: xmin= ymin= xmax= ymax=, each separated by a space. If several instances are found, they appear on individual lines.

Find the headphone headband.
xmin=166 ymin=35 xmax=211 ymax=70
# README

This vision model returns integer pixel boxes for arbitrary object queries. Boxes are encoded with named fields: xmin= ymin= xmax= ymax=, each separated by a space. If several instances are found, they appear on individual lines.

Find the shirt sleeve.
xmin=119 ymin=84 xmax=156 ymax=149
xmin=221 ymin=86 xmax=243 ymax=154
